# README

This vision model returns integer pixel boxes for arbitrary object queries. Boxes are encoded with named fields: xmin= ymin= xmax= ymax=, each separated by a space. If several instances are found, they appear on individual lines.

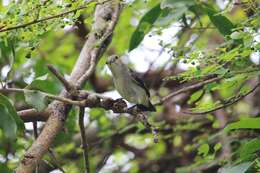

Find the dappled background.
xmin=0 ymin=0 xmax=260 ymax=173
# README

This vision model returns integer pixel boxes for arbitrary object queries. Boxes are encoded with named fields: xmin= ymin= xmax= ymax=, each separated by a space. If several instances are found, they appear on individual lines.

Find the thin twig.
xmin=184 ymin=83 xmax=260 ymax=114
xmin=136 ymin=112 xmax=158 ymax=143
xmin=78 ymin=107 xmax=90 ymax=173
xmin=0 ymin=7 xmax=86 ymax=32
xmin=155 ymin=77 xmax=222 ymax=105
xmin=89 ymin=122 xmax=137 ymax=148
xmin=0 ymin=80 xmax=4 ymax=88
xmin=47 ymin=64 xmax=76 ymax=93
xmin=48 ymin=149 xmax=66 ymax=173
xmin=33 ymin=122 xmax=38 ymax=139
xmin=0 ymin=1 xmax=100 ymax=33
xmin=96 ymin=152 xmax=111 ymax=173
xmin=171 ymin=24 xmax=216 ymax=30
xmin=32 ymin=122 xmax=39 ymax=173
xmin=0 ymin=88 xmax=85 ymax=106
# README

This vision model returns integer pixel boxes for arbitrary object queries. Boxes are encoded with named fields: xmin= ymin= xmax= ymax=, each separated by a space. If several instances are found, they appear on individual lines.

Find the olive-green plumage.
xmin=106 ymin=55 xmax=156 ymax=112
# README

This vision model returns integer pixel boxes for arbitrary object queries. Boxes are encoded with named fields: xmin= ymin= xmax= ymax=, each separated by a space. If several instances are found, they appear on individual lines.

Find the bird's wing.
xmin=129 ymin=68 xmax=150 ymax=97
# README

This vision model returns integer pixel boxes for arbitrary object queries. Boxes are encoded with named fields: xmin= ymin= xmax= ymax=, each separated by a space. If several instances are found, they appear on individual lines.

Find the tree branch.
xmin=183 ymin=83 xmax=260 ymax=115
xmin=155 ymin=77 xmax=222 ymax=106
xmin=0 ymin=0 xmax=110 ymax=33
xmin=0 ymin=88 xmax=86 ymax=106
xmin=47 ymin=64 xmax=76 ymax=93
xmin=1 ymin=87 xmax=144 ymax=114
xmin=18 ymin=109 xmax=49 ymax=122
xmin=15 ymin=1 xmax=121 ymax=172
xmin=79 ymin=107 xmax=90 ymax=173
xmin=47 ymin=149 xmax=66 ymax=173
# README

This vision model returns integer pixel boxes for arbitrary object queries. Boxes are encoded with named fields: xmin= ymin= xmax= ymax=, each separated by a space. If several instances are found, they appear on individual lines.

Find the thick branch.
xmin=18 ymin=109 xmax=49 ymax=122
xmin=16 ymin=1 xmax=121 ymax=172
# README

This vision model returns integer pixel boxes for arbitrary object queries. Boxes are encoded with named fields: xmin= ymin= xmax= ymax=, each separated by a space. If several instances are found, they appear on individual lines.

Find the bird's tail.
xmin=137 ymin=101 xmax=156 ymax=112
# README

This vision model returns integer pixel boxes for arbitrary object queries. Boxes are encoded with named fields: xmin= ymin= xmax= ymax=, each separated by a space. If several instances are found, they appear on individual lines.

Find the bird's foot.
xmin=128 ymin=104 xmax=141 ymax=112
xmin=115 ymin=98 xmax=125 ymax=102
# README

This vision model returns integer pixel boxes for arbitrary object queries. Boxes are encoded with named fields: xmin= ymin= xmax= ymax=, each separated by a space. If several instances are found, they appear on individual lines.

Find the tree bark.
xmin=15 ymin=1 xmax=121 ymax=172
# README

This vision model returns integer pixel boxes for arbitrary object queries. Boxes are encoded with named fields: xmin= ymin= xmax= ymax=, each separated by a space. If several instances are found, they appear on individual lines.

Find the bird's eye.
xmin=115 ymin=56 xmax=118 ymax=59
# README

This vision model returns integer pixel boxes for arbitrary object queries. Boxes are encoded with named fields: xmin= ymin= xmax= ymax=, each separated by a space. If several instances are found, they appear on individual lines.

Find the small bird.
xmin=106 ymin=55 xmax=156 ymax=112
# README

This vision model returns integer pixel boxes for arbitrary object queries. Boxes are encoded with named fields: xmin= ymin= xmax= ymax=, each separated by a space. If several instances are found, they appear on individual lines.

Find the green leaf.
xmin=24 ymin=90 xmax=48 ymax=111
xmin=0 ymin=94 xmax=24 ymax=140
xmin=214 ymin=143 xmax=222 ymax=152
xmin=240 ymin=138 xmax=260 ymax=159
xmin=35 ymin=74 xmax=48 ymax=81
xmin=25 ymin=74 xmax=51 ymax=91
xmin=161 ymin=0 xmax=195 ymax=9
xmin=220 ymin=162 xmax=252 ymax=173
xmin=230 ymin=31 xmax=244 ymax=40
xmin=129 ymin=4 xmax=162 ymax=51
xmin=0 ymin=104 xmax=16 ymax=140
xmin=155 ymin=0 xmax=195 ymax=27
xmin=155 ymin=7 xmax=187 ymax=27
xmin=188 ymin=90 xmax=204 ymax=104
xmin=0 ymin=163 xmax=12 ymax=173
xmin=202 ymin=4 xmax=234 ymax=36
xmin=224 ymin=118 xmax=260 ymax=132
xmin=198 ymin=143 xmax=209 ymax=157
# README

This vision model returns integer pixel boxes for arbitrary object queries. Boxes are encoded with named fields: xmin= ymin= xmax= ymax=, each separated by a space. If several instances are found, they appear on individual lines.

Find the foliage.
xmin=0 ymin=0 xmax=259 ymax=173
